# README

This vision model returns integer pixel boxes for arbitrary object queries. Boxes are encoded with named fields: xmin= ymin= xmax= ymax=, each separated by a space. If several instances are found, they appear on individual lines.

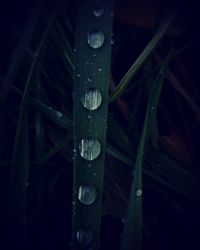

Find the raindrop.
xmin=93 ymin=8 xmax=104 ymax=17
xmin=79 ymin=138 xmax=101 ymax=160
xmin=97 ymin=68 xmax=102 ymax=72
xmin=87 ymin=77 xmax=92 ymax=82
xmin=78 ymin=185 xmax=97 ymax=205
xmin=81 ymin=88 xmax=102 ymax=111
xmin=135 ymin=189 xmax=142 ymax=197
xmin=76 ymin=227 xmax=93 ymax=246
xmin=87 ymin=30 xmax=105 ymax=49
xmin=56 ymin=111 xmax=63 ymax=118
xmin=110 ymin=34 xmax=115 ymax=45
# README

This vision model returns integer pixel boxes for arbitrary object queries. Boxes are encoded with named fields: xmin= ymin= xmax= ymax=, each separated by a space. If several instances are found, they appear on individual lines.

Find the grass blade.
xmin=109 ymin=15 xmax=175 ymax=102
xmin=120 ymin=50 xmax=173 ymax=250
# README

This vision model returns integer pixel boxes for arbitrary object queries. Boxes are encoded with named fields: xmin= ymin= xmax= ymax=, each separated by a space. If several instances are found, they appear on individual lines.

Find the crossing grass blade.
xmin=109 ymin=15 xmax=175 ymax=103
xmin=120 ymin=50 xmax=173 ymax=250
xmin=7 ymin=2 xmax=65 ymax=246
xmin=0 ymin=0 xmax=46 ymax=103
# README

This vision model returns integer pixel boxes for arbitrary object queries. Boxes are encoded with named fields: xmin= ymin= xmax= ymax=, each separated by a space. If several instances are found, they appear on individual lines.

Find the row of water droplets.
xmin=76 ymin=6 xmax=106 ymax=247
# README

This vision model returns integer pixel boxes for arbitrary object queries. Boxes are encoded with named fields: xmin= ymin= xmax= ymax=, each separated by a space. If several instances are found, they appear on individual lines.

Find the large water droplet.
xmin=78 ymin=185 xmax=97 ymax=205
xmin=76 ymin=228 xmax=93 ymax=245
xmin=79 ymin=138 xmax=101 ymax=160
xmin=92 ymin=8 xmax=104 ymax=17
xmin=135 ymin=189 xmax=142 ymax=197
xmin=87 ymin=30 xmax=105 ymax=49
xmin=81 ymin=88 xmax=102 ymax=111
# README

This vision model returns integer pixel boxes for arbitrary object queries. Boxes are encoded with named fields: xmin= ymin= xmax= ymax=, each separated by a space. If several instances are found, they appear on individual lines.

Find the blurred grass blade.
xmin=8 ymin=2 xmax=64 ymax=246
xmin=39 ymin=133 xmax=72 ymax=162
xmin=120 ymin=50 xmax=173 ymax=250
xmin=0 ymin=0 xmax=45 ymax=103
xmin=109 ymin=15 xmax=175 ymax=103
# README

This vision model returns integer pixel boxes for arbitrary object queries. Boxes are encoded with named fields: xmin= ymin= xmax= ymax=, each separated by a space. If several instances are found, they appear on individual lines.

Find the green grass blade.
xmin=0 ymin=0 xmax=45 ymax=103
xmin=109 ymin=15 xmax=175 ymax=103
xmin=72 ymin=1 xmax=114 ymax=249
xmin=120 ymin=50 xmax=173 ymax=250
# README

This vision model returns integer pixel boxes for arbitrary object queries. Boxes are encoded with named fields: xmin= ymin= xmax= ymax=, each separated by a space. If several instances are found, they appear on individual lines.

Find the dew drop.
xmin=87 ymin=77 xmax=92 ymax=82
xmin=87 ymin=30 xmax=105 ymax=49
xmin=97 ymin=68 xmax=102 ymax=72
xmin=76 ymin=227 xmax=93 ymax=245
xmin=78 ymin=185 xmax=97 ymax=205
xmin=56 ymin=111 xmax=63 ymax=118
xmin=135 ymin=189 xmax=142 ymax=197
xmin=81 ymin=88 xmax=102 ymax=111
xmin=79 ymin=138 xmax=101 ymax=160
xmin=93 ymin=8 xmax=104 ymax=17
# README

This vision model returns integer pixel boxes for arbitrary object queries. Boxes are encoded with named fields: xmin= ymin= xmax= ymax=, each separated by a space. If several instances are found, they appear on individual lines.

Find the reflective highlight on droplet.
xmin=79 ymin=138 xmax=101 ymax=160
xmin=135 ymin=189 xmax=142 ymax=197
xmin=81 ymin=88 xmax=102 ymax=110
xmin=78 ymin=185 xmax=97 ymax=205
xmin=87 ymin=30 xmax=105 ymax=49
xmin=92 ymin=8 xmax=104 ymax=17
xmin=76 ymin=228 xmax=93 ymax=245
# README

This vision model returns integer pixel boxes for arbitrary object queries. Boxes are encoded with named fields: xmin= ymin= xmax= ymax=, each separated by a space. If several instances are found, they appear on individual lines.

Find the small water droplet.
xmin=77 ymin=73 xmax=81 ymax=77
xmin=110 ymin=34 xmax=115 ymax=45
xmin=97 ymin=68 xmax=102 ymax=72
xmin=73 ymin=48 xmax=77 ymax=52
xmin=76 ymin=228 xmax=93 ymax=245
xmin=88 ymin=115 xmax=92 ymax=119
xmin=92 ymin=8 xmax=104 ymax=17
xmin=87 ymin=77 xmax=92 ymax=82
xmin=151 ymin=106 xmax=155 ymax=110
xmin=72 ymin=201 xmax=75 ymax=205
xmin=87 ymin=30 xmax=105 ymax=49
xmin=25 ymin=182 xmax=29 ymax=187
xmin=56 ymin=111 xmax=63 ymax=118
xmin=78 ymin=185 xmax=97 ymax=205
xmin=135 ymin=189 xmax=142 ymax=197
xmin=79 ymin=138 xmax=101 ymax=160
xmin=81 ymin=88 xmax=102 ymax=111
xmin=93 ymin=172 xmax=97 ymax=176
xmin=49 ymin=107 xmax=53 ymax=110
xmin=73 ymin=148 xmax=77 ymax=153
xmin=93 ymin=53 xmax=96 ymax=57
xmin=88 ymin=163 xmax=92 ymax=168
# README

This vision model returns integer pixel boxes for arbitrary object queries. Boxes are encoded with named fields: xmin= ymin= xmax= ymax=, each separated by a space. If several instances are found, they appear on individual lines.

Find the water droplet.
xmin=77 ymin=73 xmax=81 ymax=77
xmin=25 ymin=182 xmax=29 ymax=187
xmin=76 ymin=228 xmax=93 ymax=245
xmin=88 ymin=163 xmax=92 ymax=168
xmin=81 ymin=88 xmax=102 ymax=111
xmin=72 ymin=201 xmax=75 ymax=205
xmin=93 ymin=8 xmax=104 ymax=17
xmin=151 ymin=106 xmax=155 ymax=110
xmin=49 ymin=107 xmax=53 ymax=110
xmin=79 ymin=138 xmax=101 ymax=160
xmin=110 ymin=34 xmax=115 ymax=45
xmin=78 ymin=185 xmax=97 ymax=205
xmin=56 ymin=111 xmax=63 ymax=118
xmin=135 ymin=189 xmax=142 ymax=197
xmin=93 ymin=172 xmax=97 ymax=176
xmin=93 ymin=53 xmax=96 ymax=57
xmin=87 ymin=30 xmax=105 ymax=49
xmin=97 ymin=68 xmax=102 ymax=72
xmin=88 ymin=115 xmax=92 ymax=119
xmin=87 ymin=77 xmax=92 ymax=82
xmin=73 ymin=148 xmax=77 ymax=153
xmin=73 ymin=48 xmax=77 ymax=52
